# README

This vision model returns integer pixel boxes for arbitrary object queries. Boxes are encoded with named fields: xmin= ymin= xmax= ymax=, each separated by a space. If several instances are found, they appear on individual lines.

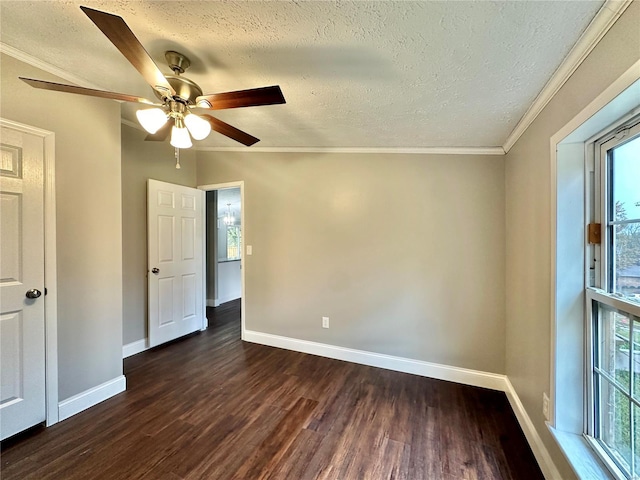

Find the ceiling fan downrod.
xmin=165 ymin=51 xmax=190 ymax=75
xmin=18 ymin=6 xmax=284 ymax=148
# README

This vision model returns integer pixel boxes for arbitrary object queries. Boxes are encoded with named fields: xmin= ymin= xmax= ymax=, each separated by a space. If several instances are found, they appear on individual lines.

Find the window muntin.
xmin=607 ymin=134 xmax=640 ymax=302
xmin=594 ymin=302 xmax=638 ymax=474
xmin=591 ymin=292 xmax=640 ymax=479
xmin=590 ymin=118 xmax=640 ymax=479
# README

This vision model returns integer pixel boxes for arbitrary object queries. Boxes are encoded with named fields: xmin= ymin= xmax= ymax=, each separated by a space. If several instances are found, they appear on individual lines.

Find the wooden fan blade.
xmin=19 ymin=77 xmax=158 ymax=104
xmin=145 ymin=122 xmax=171 ymax=142
xmin=196 ymin=86 xmax=285 ymax=110
xmin=202 ymin=115 xmax=260 ymax=146
xmin=80 ymin=6 xmax=175 ymax=97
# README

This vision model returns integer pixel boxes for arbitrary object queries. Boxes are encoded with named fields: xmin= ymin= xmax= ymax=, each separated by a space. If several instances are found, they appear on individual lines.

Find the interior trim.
xmin=122 ymin=339 xmax=148 ymax=359
xmin=197 ymin=181 xmax=246 ymax=340
xmin=244 ymin=329 xmax=507 ymax=390
xmin=245 ymin=329 xmax=562 ymax=478
xmin=58 ymin=375 xmax=126 ymax=422
xmin=0 ymin=118 xmax=59 ymax=428
xmin=120 ymin=122 xmax=506 ymax=154
xmin=0 ymin=42 xmax=104 ymax=90
xmin=504 ymin=378 xmax=564 ymax=480
xmin=503 ymin=0 xmax=633 ymax=153
xmin=5 ymin=0 xmax=630 ymax=158
xmin=193 ymin=146 xmax=506 ymax=155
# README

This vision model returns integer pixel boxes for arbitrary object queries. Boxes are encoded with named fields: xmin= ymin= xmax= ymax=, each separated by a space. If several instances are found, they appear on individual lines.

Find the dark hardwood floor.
xmin=1 ymin=299 xmax=544 ymax=479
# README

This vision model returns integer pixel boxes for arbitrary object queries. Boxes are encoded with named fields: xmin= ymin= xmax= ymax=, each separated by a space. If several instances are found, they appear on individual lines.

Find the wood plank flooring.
xmin=1 ymin=299 xmax=544 ymax=479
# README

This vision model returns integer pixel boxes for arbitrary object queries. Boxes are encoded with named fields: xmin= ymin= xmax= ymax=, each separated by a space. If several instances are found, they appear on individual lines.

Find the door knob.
xmin=151 ymin=268 xmax=160 ymax=274
xmin=26 ymin=289 xmax=42 ymax=299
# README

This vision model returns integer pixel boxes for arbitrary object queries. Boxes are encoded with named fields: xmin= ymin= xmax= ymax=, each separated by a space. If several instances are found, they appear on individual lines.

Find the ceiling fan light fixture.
xmin=20 ymin=8 xmax=281 ymax=149
xmin=224 ymin=203 xmax=235 ymax=226
xmin=170 ymin=120 xmax=193 ymax=149
xmin=136 ymin=107 xmax=168 ymax=134
xmin=184 ymin=113 xmax=212 ymax=140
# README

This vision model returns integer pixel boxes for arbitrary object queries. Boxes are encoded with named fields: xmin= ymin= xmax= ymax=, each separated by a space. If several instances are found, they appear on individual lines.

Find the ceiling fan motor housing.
xmin=153 ymin=51 xmax=202 ymax=105
xmin=156 ymin=75 xmax=203 ymax=104
xmin=19 ymin=8 xmax=284 ymax=147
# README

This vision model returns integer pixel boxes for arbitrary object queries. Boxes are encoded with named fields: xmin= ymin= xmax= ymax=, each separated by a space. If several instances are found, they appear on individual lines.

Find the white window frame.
xmin=586 ymin=116 xmax=640 ymax=480
xmin=596 ymin=119 xmax=640 ymax=293
xmin=586 ymin=288 xmax=640 ymax=480
xmin=547 ymin=61 xmax=640 ymax=480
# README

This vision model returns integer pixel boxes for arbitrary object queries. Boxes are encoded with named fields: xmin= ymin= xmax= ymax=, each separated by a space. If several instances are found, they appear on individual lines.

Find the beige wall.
xmin=504 ymin=2 xmax=640 ymax=478
xmin=121 ymin=124 xmax=196 ymax=344
xmin=1 ymin=53 xmax=123 ymax=401
xmin=197 ymin=151 xmax=506 ymax=373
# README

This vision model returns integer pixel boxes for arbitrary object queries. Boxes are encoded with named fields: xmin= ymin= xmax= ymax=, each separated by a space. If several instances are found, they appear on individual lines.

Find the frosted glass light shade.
xmin=170 ymin=125 xmax=193 ymax=149
xmin=184 ymin=113 xmax=212 ymax=140
xmin=136 ymin=108 xmax=167 ymax=134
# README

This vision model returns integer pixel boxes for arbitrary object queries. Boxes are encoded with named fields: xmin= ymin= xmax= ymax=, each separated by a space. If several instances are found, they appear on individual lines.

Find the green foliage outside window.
xmin=227 ymin=226 xmax=241 ymax=260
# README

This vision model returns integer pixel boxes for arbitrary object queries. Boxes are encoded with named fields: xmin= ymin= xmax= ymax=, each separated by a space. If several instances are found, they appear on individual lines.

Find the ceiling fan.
xmin=19 ymin=6 xmax=286 ymax=148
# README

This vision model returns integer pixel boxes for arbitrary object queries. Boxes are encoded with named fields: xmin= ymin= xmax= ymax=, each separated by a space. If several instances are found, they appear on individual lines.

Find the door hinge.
xmin=588 ymin=223 xmax=601 ymax=244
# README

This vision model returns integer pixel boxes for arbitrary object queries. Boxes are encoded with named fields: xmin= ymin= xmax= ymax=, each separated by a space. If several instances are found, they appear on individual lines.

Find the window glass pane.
xmin=634 ymin=318 xmax=640 ymax=401
xmin=634 ymin=403 xmax=640 ymax=477
xmin=599 ymin=304 xmax=632 ymax=391
xmin=612 ymin=136 xmax=640 ymax=220
xmin=600 ymin=380 xmax=632 ymax=473
xmin=611 ymin=135 xmax=640 ymax=302
xmin=227 ymin=226 xmax=241 ymax=260
xmin=612 ymin=219 xmax=640 ymax=302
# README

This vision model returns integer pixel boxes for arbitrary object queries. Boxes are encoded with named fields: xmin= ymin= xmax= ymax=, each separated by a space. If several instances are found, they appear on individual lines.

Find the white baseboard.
xmin=58 ymin=375 xmax=126 ymax=422
xmin=217 ymin=295 xmax=240 ymax=306
xmin=504 ymin=378 xmax=562 ymax=480
xmin=123 ymin=338 xmax=149 ymax=358
xmin=243 ymin=330 xmax=508 ymax=391
xmin=244 ymin=330 xmax=560 ymax=479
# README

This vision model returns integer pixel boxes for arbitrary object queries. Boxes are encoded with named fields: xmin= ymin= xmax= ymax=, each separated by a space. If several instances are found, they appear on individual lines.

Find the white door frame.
xmin=198 ymin=181 xmax=246 ymax=339
xmin=1 ymin=118 xmax=58 ymax=427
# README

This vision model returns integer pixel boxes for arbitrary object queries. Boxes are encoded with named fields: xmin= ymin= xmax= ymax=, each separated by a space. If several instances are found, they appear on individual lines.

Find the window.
xmin=589 ymin=118 xmax=640 ymax=479
xmin=226 ymin=225 xmax=241 ymax=260
xmin=218 ymin=223 xmax=241 ymax=262
xmin=605 ymin=132 xmax=640 ymax=302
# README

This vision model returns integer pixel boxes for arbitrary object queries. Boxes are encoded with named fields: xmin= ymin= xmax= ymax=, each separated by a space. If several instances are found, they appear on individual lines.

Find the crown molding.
xmin=0 ymin=42 xmax=104 ymax=90
xmin=194 ymin=146 xmax=506 ymax=155
xmin=502 ymin=0 xmax=633 ymax=153
xmin=121 ymin=117 xmax=505 ymax=154
xmin=6 ymin=0 xmax=627 ymax=159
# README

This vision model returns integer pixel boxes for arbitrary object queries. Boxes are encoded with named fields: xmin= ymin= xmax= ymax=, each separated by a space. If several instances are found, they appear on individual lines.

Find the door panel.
xmin=1 ymin=312 xmax=23 ymax=404
xmin=148 ymin=180 xmax=204 ymax=347
xmin=0 ymin=126 xmax=46 ymax=440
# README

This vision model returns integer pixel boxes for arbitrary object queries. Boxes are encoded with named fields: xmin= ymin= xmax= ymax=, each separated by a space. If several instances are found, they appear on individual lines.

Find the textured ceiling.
xmin=0 ymin=0 xmax=604 ymax=149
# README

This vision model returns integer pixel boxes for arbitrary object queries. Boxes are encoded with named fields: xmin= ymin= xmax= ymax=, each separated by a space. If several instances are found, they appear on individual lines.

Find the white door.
xmin=0 ymin=125 xmax=46 ymax=440
xmin=148 ymin=179 xmax=205 ymax=347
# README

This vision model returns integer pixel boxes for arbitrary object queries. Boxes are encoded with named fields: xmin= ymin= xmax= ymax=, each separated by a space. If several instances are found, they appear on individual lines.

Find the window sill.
xmin=549 ymin=426 xmax=615 ymax=480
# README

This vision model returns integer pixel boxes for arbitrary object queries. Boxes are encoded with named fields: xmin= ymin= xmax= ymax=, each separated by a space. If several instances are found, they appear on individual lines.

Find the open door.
xmin=148 ymin=179 xmax=205 ymax=348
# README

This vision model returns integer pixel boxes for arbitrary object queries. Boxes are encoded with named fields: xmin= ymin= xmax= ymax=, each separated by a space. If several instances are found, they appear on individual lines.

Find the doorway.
xmin=0 ymin=118 xmax=58 ymax=439
xmin=200 ymin=182 xmax=245 ymax=338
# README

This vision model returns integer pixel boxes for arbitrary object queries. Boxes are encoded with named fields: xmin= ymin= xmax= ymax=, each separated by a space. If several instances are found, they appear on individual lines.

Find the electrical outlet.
xmin=322 ymin=316 xmax=329 ymax=329
xmin=542 ymin=392 xmax=550 ymax=421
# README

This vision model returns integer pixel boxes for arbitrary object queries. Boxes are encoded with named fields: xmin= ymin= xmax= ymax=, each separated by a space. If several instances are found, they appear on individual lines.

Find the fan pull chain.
xmin=174 ymin=147 xmax=181 ymax=169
